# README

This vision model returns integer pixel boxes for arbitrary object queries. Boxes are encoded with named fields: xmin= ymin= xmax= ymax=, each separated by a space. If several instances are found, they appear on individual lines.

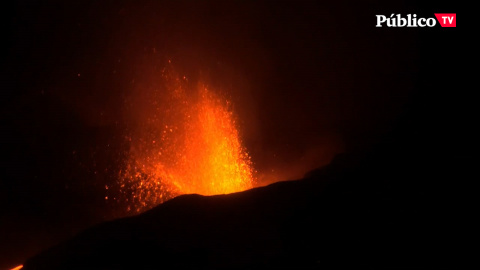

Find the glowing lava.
xmin=118 ymin=65 xmax=255 ymax=212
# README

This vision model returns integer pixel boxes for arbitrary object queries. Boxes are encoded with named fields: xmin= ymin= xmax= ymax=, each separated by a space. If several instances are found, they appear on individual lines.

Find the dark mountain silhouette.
xmin=22 ymin=121 xmax=462 ymax=269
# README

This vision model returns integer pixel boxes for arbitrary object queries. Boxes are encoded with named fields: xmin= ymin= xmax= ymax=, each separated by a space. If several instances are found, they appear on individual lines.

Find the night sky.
xmin=0 ymin=1 xmax=462 ymax=269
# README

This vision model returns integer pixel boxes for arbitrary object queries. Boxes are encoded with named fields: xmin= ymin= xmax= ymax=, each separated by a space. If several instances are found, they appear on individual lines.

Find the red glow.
xmin=117 ymin=65 xmax=255 ymax=212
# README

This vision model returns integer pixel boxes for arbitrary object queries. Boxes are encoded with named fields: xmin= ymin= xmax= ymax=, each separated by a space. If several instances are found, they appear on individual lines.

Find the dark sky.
xmin=0 ymin=1 xmax=462 ymax=269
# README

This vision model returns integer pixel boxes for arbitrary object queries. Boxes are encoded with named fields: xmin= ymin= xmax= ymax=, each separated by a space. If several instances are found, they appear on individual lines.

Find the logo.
xmin=376 ymin=14 xmax=456 ymax=27
xmin=434 ymin=14 xmax=456 ymax=27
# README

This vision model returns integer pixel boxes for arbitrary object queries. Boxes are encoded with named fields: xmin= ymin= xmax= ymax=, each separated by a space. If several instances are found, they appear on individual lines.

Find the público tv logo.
xmin=376 ymin=14 xmax=456 ymax=27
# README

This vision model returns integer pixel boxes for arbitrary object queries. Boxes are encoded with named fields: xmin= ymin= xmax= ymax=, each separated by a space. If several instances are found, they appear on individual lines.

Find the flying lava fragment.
xmin=117 ymin=63 xmax=255 ymax=212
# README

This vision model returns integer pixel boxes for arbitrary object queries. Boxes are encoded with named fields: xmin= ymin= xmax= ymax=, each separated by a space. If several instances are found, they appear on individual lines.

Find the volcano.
xmin=21 ymin=128 xmax=460 ymax=269
xmin=1 ymin=1 xmax=463 ymax=269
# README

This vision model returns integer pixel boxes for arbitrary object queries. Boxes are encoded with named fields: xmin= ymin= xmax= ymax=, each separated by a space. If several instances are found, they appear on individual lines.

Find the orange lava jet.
xmin=118 ymin=65 xmax=255 ymax=212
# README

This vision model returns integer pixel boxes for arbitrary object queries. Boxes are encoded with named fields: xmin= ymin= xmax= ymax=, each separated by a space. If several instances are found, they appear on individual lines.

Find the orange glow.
xmin=118 ymin=65 xmax=255 ymax=212
xmin=10 ymin=265 xmax=23 ymax=270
